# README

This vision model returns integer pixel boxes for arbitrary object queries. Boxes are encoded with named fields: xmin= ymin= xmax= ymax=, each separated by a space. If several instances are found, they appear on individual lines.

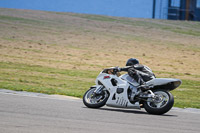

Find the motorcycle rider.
xmin=118 ymin=58 xmax=155 ymax=90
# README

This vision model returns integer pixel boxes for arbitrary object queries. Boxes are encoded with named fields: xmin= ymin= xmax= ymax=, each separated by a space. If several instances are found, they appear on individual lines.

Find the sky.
xmin=0 ymin=0 xmax=154 ymax=18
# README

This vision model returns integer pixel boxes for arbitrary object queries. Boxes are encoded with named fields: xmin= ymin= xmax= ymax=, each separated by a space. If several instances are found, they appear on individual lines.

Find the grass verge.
xmin=0 ymin=61 xmax=199 ymax=108
xmin=0 ymin=61 xmax=97 ymax=97
xmin=172 ymin=79 xmax=200 ymax=109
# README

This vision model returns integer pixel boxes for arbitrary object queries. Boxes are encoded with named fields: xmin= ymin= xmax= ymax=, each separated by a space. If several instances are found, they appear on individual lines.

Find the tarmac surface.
xmin=0 ymin=89 xmax=200 ymax=133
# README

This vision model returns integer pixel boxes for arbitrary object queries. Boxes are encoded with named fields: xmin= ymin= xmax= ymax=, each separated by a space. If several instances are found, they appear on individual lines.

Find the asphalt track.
xmin=0 ymin=90 xmax=200 ymax=133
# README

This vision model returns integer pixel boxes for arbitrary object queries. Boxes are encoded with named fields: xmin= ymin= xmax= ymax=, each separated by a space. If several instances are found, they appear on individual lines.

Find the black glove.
xmin=128 ymin=68 xmax=136 ymax=77
xmin=113 ymin=67 xmax=120 ymax=72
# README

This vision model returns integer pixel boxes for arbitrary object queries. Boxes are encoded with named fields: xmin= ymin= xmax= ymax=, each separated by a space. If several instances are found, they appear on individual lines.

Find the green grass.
xmin=0 ymin=62 xmax=98 ymax=78
xmin=171 ymin=29 xmax=200 ymax=36
xmin=0 ymin=15 xmax=45 ymax=25
xmin=69 ymin=13 xmax=118 ymax=22
xmin=69 ymin=13 xmax=200 ymax=36
xmin=155 ymin=70 xmax=200 ymax=79
xmin=0 ymin=62 xmax=97 ymax=97
xmin=0 ymin=61 xmax=199 ymax=108
xmin=76 ymin=14 xmax=200 ymax=36
xmin=172 ymin=79 xmax=200 ymax=108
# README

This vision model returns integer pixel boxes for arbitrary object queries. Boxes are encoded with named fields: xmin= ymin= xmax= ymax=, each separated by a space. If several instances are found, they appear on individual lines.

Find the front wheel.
xmin=143 ymin=90 xmax=174 ymax=115
xmin=83 ymin=87 xmax=109 ymax=108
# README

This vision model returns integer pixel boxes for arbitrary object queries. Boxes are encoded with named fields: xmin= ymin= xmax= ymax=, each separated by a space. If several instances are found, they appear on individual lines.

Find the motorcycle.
xmin=83 ymin=67 xmax=181 ymax=115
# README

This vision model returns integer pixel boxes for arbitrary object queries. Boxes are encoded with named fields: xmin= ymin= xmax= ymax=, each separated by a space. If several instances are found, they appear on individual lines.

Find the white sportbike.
xmin=83 ymin=67 xmax=181 ymax=115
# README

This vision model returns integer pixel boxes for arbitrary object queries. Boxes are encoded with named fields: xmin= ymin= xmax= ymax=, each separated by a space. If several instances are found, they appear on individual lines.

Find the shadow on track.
xmin=82 ymin=107 xmax=177 ymax=117
xmin=99 ymin=107 xmax=147 ymax=114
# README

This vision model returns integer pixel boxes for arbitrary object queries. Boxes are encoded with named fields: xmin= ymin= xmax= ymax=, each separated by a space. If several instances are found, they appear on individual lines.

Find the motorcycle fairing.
xmin=120 ymin=74 xmax=140 ymax=86
xmin=96 ymin=73 xmax=140 ymax=109
xmin=120 ymin=74 xmax=181 ymax=91
xmin=146 ymin=78 xmax=182 ymax=91
xmin=105 ymin=83 xmax=140 ymax=109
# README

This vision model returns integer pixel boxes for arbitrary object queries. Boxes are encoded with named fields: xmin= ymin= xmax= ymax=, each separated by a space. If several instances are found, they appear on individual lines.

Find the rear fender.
xmin=146 ymin=78 xmax=182 ymax=91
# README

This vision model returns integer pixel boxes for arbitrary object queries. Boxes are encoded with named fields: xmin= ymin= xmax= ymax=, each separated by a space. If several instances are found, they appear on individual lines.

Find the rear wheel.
xmin=83 ymin=87 xmax=109 ymax=108
xmin=143 ymin=90 xmax=174 ymax=115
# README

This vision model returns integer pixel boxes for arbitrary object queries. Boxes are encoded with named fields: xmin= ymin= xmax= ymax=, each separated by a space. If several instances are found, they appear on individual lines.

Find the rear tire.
xmin=143 ymin=90 xmax=174 ymax=115
xmin=83 ymin=87 xmax=109 ymax=108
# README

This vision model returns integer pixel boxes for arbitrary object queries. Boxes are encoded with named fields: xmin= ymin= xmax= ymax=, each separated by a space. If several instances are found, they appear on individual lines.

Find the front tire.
xmin=83 ymin=87 xmax=109 ymax=108
xmin=143 ymin=90 xmax=174 ymax=115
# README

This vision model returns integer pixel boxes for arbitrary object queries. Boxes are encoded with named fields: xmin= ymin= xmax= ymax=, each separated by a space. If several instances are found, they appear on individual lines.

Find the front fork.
xmin=93 ymin=85 xmax=104 ymax=95
xmin=90 ymin=85 xmax=105 ymax=100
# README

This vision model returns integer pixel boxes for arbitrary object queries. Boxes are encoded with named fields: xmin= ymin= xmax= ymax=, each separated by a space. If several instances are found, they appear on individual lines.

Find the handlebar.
xmin=102 ymin=67 xmax=120 ymax=75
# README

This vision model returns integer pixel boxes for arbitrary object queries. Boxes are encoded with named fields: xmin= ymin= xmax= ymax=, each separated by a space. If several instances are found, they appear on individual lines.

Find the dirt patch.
xmin=0 ymin=8 xmax=199 ymax=81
